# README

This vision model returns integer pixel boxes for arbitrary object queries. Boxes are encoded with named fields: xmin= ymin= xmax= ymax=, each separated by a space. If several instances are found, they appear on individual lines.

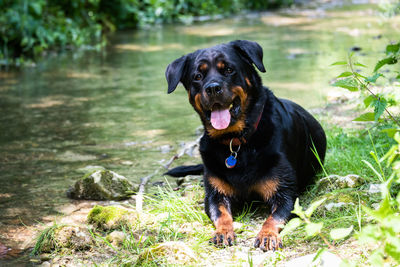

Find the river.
xmin=0 ymin=1 xmax=399 ymax=262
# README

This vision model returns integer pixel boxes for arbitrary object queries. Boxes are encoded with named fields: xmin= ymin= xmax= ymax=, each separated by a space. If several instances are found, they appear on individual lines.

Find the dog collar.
xmin=221 ymin=105 xmax=264 ymax=147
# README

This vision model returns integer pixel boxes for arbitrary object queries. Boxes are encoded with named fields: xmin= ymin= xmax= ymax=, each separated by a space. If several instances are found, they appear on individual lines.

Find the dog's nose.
xmin=205 ymin=82 xmax=222 ymax=97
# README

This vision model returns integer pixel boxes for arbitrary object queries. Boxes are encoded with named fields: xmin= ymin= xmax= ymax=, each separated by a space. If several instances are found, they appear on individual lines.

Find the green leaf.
xmin=336 ymin=71 xmax=353 ymax=78
xmin=292 ymin=198 xmax=304 ymax=218
xmin=386 ymin=43 xmax=400 ymax=55
xmin=353 ymin=112 xmax=375 ymax=122
xmin=363 ymin=196 xmax=392 ymax=220
xmin=305 ymin=222 xmax=323 ymax=237
xmin=374 ymin=57 xmax=398 ymax=72
xmin=332 ymin=77 xmax=359 ymax=91
xmin=312 ymin=248 xmax=327 ymax=263
xmin=330 ymin=225 xmax=353 ymax=240
xmin=330 ymin=61 xmax=348 ymax=66
xmin=280 ymin=218 xmax=302 ymax=237
xmin=354 ymin=62 xmax=367 ymax=68
xmin=29 ymin=2 xmax=43 ymax=16
xmin=369 ymin=249 xmax=385 ymax=267
xmin=373 ymin=98 xmax=387 ymax=121
xmin=305 ymin=198 xmax=326 ymax=217
xmin=365 ymin=73 xmax=382 ymax=83
xmin=363 ymin=95 xmax=375 ymax=107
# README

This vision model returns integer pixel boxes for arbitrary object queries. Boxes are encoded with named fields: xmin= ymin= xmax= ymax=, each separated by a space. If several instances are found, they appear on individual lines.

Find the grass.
xmin=31 ymin=122 xmax=397 ymax=266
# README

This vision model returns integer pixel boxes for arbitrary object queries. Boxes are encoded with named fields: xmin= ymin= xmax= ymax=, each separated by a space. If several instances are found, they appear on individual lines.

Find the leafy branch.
xmin=331 ymin=42 xmax=400 ymax=129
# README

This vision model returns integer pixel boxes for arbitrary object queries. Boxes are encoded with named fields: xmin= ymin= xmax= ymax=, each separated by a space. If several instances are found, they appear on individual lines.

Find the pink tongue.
xmin=210 ymin=109 xmax=231 ymax=130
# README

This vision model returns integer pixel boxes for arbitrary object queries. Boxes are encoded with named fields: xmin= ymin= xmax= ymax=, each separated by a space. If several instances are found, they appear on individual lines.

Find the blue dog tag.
xmin=225 ymin=155 xmax=237 ymax=168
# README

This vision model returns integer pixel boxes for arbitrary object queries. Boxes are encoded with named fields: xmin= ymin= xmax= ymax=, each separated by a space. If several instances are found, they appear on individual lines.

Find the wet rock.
xmin=67 ymin=170 xmax=138 ymax=200
xmin=159 ymin=145 xmax=173 ymax=153
xmin=56 ymin=151 xmax=97 ymax=162
xmin=106 ymin=231 xmax=126 ymax=246
xmin=317 ymin=174 xmax=365 ymax=192
xmin=350 ymin=46 xmax=362 ymax=51
xmin=285 ymin=251 xmax=342 ymax=266
xmin=77 ymin=165 xmax=105 ymax=173
xmin=138 ymin=241 xmax=197 ymax=265
xmin=121 ymin=160 xmax=134 ymax=166
xmin=39 ymin=262 xmax=51 ymax=267
xmin=36 ymin=226 xmax=93 ymax=253
xmin=87 ymin=205 xmax=138 ymax=230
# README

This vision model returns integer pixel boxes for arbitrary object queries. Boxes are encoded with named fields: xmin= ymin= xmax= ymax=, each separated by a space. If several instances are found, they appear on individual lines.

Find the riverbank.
xmin=1 ymin=90 xmax=396 ymax=266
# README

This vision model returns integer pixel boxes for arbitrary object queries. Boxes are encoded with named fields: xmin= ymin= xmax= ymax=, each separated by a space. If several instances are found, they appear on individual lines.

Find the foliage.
xmin=356 ymin=132 xmax=400 ymax=266
xmin=281 ymin=197 xmax=353 ymax=262
xmin=330 ymin=42 xmax=400 ymax=130
xmin=0 ymin=0 xmax=293 ymax=66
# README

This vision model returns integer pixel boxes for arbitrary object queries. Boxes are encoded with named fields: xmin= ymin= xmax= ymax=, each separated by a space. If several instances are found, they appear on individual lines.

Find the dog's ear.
xmin=165 ymin=55 xmax=188 ymax=94
xmin=230 ymin=40 xmax=266 ymax=73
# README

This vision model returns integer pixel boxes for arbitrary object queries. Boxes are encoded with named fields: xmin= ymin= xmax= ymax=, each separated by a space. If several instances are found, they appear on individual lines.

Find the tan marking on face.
xmin=207 ymin=120 xmax=245 ymax=138
xmin=245 ymin=77 xmax=252 ymax=87
xmin=206 ymin=85 xmax=249 ymax=138
xmin=199 ymin=63 xmax=208 ymax=71
xmin=216 ymin=61 xmax=225 ymax=69
xmin=208 ymin=176 xmax=235 ymax=197
xmin=250 ymin=179 xmax=279 ymax=201
xmin=214 ymin=205 xmax=233 ymax=232
xmin=194 ymin=93 xmax=205 ymax=114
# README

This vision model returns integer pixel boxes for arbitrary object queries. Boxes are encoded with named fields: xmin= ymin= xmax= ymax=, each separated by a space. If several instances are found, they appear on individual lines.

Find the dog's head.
xmin=165 ymin=40 xmax=266 ymax=139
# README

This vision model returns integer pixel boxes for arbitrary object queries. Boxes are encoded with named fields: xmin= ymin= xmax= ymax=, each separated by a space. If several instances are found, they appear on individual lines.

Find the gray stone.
xmin=368 ymin=183 xmax=382 ymax=194
xmin=285 ymin=251 xmax=342 ymax=267
xmin=324 ymin=202 xmax=354 ymax=211
xmin=317 ymin=174 xmax=365 ymax=192
xmin=67 ymin=170 xmax=138 ymax=200
xmin=106 ymin=231 xmax=126 ymax=246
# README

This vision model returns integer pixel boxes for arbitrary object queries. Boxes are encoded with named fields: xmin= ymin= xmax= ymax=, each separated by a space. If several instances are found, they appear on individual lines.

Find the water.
xmin=0 ymin=2 xmax=399 ymax=257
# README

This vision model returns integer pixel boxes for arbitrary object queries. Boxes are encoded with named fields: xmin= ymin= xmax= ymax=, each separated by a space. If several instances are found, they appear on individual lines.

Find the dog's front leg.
xmin=254 ymin=193 xmax=294 ymax=251
xmin=204 ymin=175 xmax=236 ymax=246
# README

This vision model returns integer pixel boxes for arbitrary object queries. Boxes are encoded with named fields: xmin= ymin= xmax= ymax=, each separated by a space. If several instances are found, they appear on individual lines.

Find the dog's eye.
xmin=194 ymin=73 xmax=203 ymax=81
xmin=226 ymin=67 xmax=234 ymax=74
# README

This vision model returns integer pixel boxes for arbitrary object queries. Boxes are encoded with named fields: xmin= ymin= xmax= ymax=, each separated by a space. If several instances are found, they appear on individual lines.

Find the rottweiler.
xmin=164 ymin=40 xmax=326 ymax=251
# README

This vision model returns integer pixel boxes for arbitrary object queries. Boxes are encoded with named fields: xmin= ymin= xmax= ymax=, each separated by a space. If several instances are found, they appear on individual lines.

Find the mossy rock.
xmin=137 ymin=241 xmax=197 ymax=265
xmin=67 ymin=170 xmax=138 ymax=200
xmin=318 ymin=191 xmax=367 ymax=212
xmin=87 ymin=205 xmax=138 ymax=230
xmin=316 ymin=174 xmax=365 ymax=193
xmin=34 ymin=225 xmax=93 ymax=254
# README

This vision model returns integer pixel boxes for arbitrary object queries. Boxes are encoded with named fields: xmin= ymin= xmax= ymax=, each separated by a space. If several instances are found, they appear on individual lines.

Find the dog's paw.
xmin=210 ymin=229 xmax=236 ymax=247
xmin=254 ymin=229 xmax=282 ymax=251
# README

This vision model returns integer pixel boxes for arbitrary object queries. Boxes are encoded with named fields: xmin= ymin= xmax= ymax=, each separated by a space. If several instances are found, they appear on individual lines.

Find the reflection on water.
xmin=0 ymin=3 xmax=399 ymax=255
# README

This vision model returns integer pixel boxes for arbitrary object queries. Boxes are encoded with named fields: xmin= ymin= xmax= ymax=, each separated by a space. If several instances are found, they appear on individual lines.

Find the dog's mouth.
xmin=205 ymin=97 xmax=241 ymax=130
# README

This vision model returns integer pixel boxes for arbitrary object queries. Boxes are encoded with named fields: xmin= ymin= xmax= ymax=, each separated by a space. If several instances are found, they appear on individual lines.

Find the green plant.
xmin=356 ymin=132 xmax=400 ymax=266
xmin=281 ymin=198 xmax=353 ymax=259
xmin=331 ymin=42 xmax=400 ymax=130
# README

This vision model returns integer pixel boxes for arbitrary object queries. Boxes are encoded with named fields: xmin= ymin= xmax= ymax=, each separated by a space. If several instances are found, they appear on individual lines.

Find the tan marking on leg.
xmin=208 ymin=176 xmax=235 ymax=197
xmin=212 ymin=205 xmax=235 ymax=246
xmin=215 ymin=205 xmax=233 ymax=232
xmin=255 ymin=216 xmax=284 ymax=251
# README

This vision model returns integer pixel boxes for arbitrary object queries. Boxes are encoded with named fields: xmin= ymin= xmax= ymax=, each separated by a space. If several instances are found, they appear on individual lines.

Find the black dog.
xmin=165 ymin=40 xmax=326 ymax=251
